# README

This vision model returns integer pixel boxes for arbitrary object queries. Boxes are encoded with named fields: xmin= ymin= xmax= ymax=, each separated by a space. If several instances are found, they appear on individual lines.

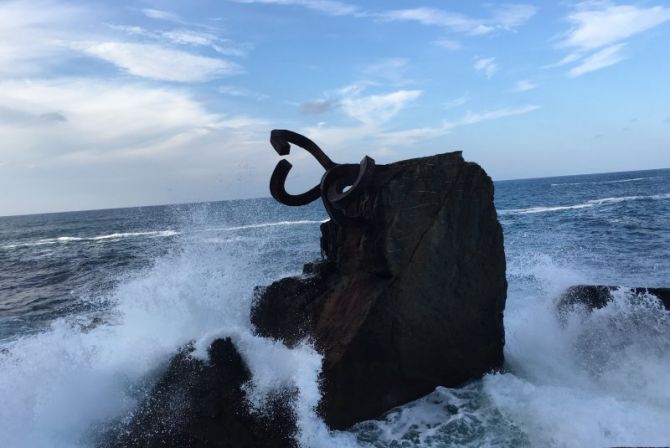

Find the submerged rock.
xmin=558 ymin=285 xmax=670 ymax=311
xmin=102 ymin=338 xmax=297 ymax=448
xmin=253 ymin=151 xmax=507 ymax=429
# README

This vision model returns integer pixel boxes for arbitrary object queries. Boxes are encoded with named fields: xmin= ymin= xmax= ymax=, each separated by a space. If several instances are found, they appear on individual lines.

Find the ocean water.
xmin=0 ymin=167 xmax=669 ymax=447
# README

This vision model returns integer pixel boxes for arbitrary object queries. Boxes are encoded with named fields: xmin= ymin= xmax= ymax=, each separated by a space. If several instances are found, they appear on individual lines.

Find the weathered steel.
xmin=268 ymin=129 xmax=376 ymax=225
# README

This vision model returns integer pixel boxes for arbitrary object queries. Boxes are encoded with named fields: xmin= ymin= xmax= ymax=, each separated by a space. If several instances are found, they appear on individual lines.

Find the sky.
xmin=1 ymin=0 xmax=669 ymax=216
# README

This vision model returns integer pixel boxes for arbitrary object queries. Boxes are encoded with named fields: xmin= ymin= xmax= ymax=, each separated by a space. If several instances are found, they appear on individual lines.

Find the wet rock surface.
xmin=253 ymin=151 xmax=507 ymax=429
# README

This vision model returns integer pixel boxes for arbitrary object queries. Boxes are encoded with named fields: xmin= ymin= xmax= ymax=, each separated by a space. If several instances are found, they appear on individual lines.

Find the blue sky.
xmin=1 ymin=0 xmax=669 ymax=215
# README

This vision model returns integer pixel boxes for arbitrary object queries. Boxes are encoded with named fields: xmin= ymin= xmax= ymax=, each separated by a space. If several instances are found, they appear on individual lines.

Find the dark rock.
xmin=102 ymin=338 xmax=297 ymax=448
xmin=559 ymin=285 xmax=670 ymax=311
xmin=252 ymin=151 xmax=507 ymax=429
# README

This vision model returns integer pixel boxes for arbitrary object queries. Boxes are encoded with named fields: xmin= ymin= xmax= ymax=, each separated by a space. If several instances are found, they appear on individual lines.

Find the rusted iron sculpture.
xmin=269 ymin=129 xmax=375 ymax=225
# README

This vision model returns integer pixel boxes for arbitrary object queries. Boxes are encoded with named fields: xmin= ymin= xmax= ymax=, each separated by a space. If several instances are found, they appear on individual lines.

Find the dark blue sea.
xmin=1 ymin=168 xmax=669 ymax=447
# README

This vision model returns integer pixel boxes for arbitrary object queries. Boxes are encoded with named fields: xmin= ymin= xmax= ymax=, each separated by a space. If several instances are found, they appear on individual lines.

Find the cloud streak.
xmin=378 ymin=4 xmax=537 ymax=35
xmin=512 ymin=80 xmax=537 ymax=92
xmin=474 ymin=57 xmax=498 ymax=78
xmin=231 ymin=0 xmax=359 ymax=16
xmin=553 ymin=1 xmax=670 ymax=76
xmin=568 ymin=43 xmax=626 ymax=77
xmin=74 ymin=42 xmax=241 ymax=82
xmin=562 ymin=2 xmax=670 ymax=50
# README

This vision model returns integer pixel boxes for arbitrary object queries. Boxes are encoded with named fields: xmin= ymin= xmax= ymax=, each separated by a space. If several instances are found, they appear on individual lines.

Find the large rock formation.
xmin=105 ymin=150 xmax=507 ymax=445
xmin=252 ymin=151 xmax=507 ymax=429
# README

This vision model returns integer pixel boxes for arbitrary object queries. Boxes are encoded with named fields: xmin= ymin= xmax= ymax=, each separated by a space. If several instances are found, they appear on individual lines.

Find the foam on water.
xmin=499 ymin=193 xmax=670 ymax=215
xmin=550 ymin=176 xmax=652 ymax=187
xmin=485 ymin=253 xmax=670 ymax=447
xmin=0 ymin=230 xmax=179 ymax=249
xmin=0 ymin=230 xmax=355 ymax=448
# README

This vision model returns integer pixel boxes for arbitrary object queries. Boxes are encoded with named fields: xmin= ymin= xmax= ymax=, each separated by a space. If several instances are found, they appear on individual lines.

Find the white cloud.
xmin=219 ymin=85 xmax=268 ymax=100
xmin=162 ymin=29 xmax=217 ymax=46
xmin=0 ymin=79 xmax=224 ymax=159
xmin=74 ymin=42 xmax=241 ymax=82
xmin=340 ymin=90 xmax=421 ymax=125
xmin=542 ymin=52 xmax=583 ymax=69
xmin=492 ymin=4 xmax=538 ymax=29
xmin=361 ymin=57 xmax=411 ymax=85
xmin=569 ymin=43 xmax=626 ymax=77
xmin=512 ymin=80 xmax=537 ymax=92
xmin=303 ymin=95 xmax=539 ymax=151
xmin=434 ymin=39 xmax=462 ymax=50
xmin=474 ymin=57 xmax=498 ymax=78
xmin=142 ymin=8 xmax=182 ymax=22
xmin=444 ymin=92 xmax=470 ymax=109
xmin=379 ymin=4 xmax=536 ymax=34
xmin=552 ymin=2 xmax=670 ymax=76
xmin=378 ymin=105 xmax=540 ymax=146
xmin=379 ymin=7 xmax=481 ymax=32
xmin=460 ymin=105 xmax=540 ymax=125
xmin=562 ymin=2 xmax=670 ymax=50
xmin=0 ymin=79 xmax=272 ymax=214
xmin=0 ymin=0 xmax=86 ymax=76
xmin=232 ymin=0 xmax=359 ymax=16
xmin=109 ymin=24 xmax=250 ymax=57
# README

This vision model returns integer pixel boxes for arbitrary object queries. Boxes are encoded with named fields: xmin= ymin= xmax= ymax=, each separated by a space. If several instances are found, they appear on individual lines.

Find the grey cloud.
xmin=299 ymin=100 xmax=337 ymax=116
xmin=0 ymin=107 xmax=67 ymax=124
xmin=39 ymin=111 xmax=67 ymax=122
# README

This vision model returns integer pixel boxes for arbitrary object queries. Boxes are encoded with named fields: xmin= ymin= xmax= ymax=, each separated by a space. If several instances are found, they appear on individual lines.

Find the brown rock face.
xmin=252 ymin=151 xmax=507 ymax=429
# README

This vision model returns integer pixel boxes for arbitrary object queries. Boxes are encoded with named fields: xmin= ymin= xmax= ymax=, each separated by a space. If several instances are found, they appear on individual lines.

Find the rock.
xmin=252 ymin=151 xmax=507 ymax=429
xmin=558 ymin=285 xmax=670 ymax=311
xmin=102 ymin=338 xmax=298 ymax=448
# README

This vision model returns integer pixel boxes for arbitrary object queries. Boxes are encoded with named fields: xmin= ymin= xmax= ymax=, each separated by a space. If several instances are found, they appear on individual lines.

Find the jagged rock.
xmin=558 ymin=285 xmax=670 ymax=311
xmin=252 ymin=151 xmax=507 ymax=429
xmin=102 ymin=338 xmax=297 ymax=448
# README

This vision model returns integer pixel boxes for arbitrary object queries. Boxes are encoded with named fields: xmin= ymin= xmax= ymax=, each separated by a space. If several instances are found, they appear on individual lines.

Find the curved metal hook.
xmin=320 ymin=156 xmax=376 ymax=225
xmin=270 ymin=129 xmax=336 ymax=170
xmin=269 ymin=129 xmax=337 ymax=206
xmin=269 ymin=159 xmax=322 ymax=206
xmin=323 ymin=156 xmax=376 ymax=210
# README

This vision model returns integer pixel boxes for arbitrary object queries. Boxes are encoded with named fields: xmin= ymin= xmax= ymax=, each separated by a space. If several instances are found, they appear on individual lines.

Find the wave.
xmin=0 ymin=227 xmax=357 ymax=448
xmin=499 ymin=193 xmax=670 ymax=216
xmin=217 ymin=220 xmax=327 ymax=232
xmin=1 ymin=230 xmax=179 ymax=250
xmin=550 ymin=177 xmax=652 ymax=187
xmin=1 ymin=221 xmax=325 ymax=251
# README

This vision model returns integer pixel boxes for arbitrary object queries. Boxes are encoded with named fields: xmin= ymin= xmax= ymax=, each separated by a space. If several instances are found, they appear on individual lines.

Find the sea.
xmin=1 ymin=167 xmax=669 ymax=448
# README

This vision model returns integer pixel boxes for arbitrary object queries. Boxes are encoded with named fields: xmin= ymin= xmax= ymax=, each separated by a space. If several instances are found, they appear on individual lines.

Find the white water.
xmin=0 ymin=230 xmax=180 ymax=249
xmin=550 ymin=176 xmax=651 ymax=187
xmin=499 ymin=193 xmax=670 ymax=215
xmin=0 ymin=232 xmax=357 ymax=448
xmin=487 ymin=253 xmax=670 ymax=447
xmin=0 ymin=220 xmax=327 ymax=250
